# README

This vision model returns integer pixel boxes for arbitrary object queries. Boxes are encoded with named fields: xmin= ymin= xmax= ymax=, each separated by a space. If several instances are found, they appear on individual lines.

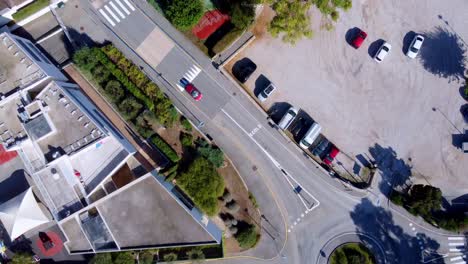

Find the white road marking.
xmin=104 ymin=5 xmax=120 ymax=23
xmin=221 ymin=109 xmax=320 ymax=212
xmin=453 ymin=262 xmax=466 ymax=264
xmin=184 ymin=65 xmax=201 ymax=82
xmin=451 ymin=256 xmax=463 ymax=261
xmin=115 ymin=0 xmax=130 ymax=15
xmin=409 ymin=223 xmax=413 ymax=226
xmin=248 ymin=124 xmax=262 ymax=137
xmin=450 ymin=243 xmax=465 ymax=246
xmin=122 ymin=0 xmax=135 ymax=11
xmin=450 ymin=248 xmax=464 ymax=252
xmin=36 ymin=27 xmax=63 ymax=44
xmin=412 ymin=227 xmax=416 ymax=231
xmin=449 ymin=237 xmax=465 ymax=240
xmin=176 ymin=83 xmax=185 ymax=91
xmin=99 ymin=9 xmax=116 ymax=26
xmin=110 ymin=1 xmax=125 ymax=19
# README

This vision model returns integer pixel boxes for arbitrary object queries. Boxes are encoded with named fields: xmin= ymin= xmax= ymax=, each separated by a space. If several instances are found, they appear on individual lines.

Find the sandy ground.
xmin=230 ymin=0 xmax=468 ymax=198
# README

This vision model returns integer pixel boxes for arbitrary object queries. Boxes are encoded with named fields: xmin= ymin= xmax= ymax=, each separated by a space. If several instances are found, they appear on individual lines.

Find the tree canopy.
xmin=164 ymin=0 xmax=204 ymax=31
xmin=177 ymin=157 xmax=225 ymax=216
xmin=407 ymin=184 xmax=442 ymax=218
xmin=268 ymin=1 xmax=313 ymax=44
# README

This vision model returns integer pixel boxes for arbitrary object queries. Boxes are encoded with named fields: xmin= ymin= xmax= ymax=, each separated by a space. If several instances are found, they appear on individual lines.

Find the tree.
xmin=180 ymin=132 xmax=194 ymax=147
xmin=177 ymin=157 xmax=225 ymax=216
xmin=92 ymin=65 xmax=111 ymax=84
xmin=269 ymin=1 xmax=313 ymax=44
xmin=11 ymin=252 xmax=33 ymax=264
xmin=230 ymin=3 xmax=255 ymax=30
xmin=235 ymin=224 xmax=258 ymax=248
xmin=105 ymin=80 xmax=125 ymax=102
xmin=406 ymin=184 xmax=442 ymax=218
xmin=196 ymin=138 xmax=224 ymax=168
xmin=163 ymin=252 xmax=178 ymax=263
xmin=90 ymin=253 xmax=113 ymax=264
xmin=139 ymin=251 xmax=154 ymax=264
xmin=119 ymin=97 xmax=143 ymax=120
xmin=186 ymin=248 xmax=205 ymax=263
xmin=164 ymin=0 xmax=204 ymax=31
xmin=73 ymin=47 xmax=99 ymax=71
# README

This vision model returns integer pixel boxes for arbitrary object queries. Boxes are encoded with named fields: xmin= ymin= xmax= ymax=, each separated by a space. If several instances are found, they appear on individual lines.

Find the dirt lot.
xmin=228 ymin=0 xmax=468 ymax=198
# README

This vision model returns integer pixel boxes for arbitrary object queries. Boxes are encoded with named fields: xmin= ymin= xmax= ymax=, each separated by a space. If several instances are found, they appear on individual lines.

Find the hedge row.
xmin=151 ymin=134 xmax=180 ymax=163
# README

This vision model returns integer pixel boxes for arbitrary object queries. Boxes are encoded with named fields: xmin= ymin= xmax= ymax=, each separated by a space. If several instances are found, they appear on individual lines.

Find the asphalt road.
xmin=60 ymin=0 xmax=467 ymax=263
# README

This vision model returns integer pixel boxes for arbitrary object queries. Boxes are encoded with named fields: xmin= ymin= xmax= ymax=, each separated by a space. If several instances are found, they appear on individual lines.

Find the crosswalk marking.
xmin=449 ymin=237 xmax=465 ymax=240
xmin=99 ymin=9 xmax=116 ymax=26
xmin=451 ymin=256 xmax=463 ymax=261
xmin=123 ymin=0 xmax=135 ymax=11
xmin=104 ymin=5 xmax=120 ymax=23
xmin=450 ymin=243 xmax=465 ymax=246
xmin=110 ymin=2 xmax=125 ymax=19
xmin=183 ymin=65 xmax=201 ymax=82
xmin=450 ymin=248 xmax=464 ymax=252
xmin=453 ymin=262 xmax=466 ymax=264
xmin=115 ymin=0 xmax=130 ymax=15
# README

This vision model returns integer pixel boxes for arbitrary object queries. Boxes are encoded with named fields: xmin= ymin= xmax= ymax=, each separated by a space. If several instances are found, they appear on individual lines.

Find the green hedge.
xmin=151 ymin=134 xmax=180 ymax=163
xmin=12 ymin=0 xmax=49 ymax=21
xmin=330 ymin=243 xmax=375 ymax=264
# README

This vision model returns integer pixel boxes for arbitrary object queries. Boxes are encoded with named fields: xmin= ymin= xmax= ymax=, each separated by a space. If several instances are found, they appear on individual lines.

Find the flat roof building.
xmin=0 ymin=29 xmax=221 ymax=257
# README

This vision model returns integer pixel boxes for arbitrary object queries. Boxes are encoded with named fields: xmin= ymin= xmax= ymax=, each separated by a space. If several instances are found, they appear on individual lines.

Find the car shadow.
xmin=232 ymin=58 xmax=255 ymax=75
xmin=402 ymin=31 xmax=416 ymax=55
xmin=254 ymin=74 xmax=271 ymax=97
xmin=268 ymin=102 xmax=292 ymax=123
xmin=368 ymin=39 xmax=385 ymax=58
xmin=345 ymin=27 xmax=361 ymax=46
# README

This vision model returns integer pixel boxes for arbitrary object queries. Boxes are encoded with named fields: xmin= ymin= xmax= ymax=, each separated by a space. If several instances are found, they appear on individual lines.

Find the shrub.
xmin=90 ymin=253 xmax=112 ymax=264
xmin=230 ymin=3 xmax=254 ymax=30
xmin=180 ymin=132 xmax=194 ymax=147
xmin=226 ymin=200 xmax=240 ymax=213
xmin=151 ymin=134 xmax=180 ymax=163
xmin=187 ymin=248 xmax=205 ymax=262
xmin=139 ymin=251 xmax=154 ymax=264
xmin=164 ymin=0 xmax=204 ymax=31
xmin=180 ymin=116 xmax=193 ymax=131
xmin=330 ymin=243 xmax=375 ymax=264
xmin=196 ymin=138 xmax=224 ymax=168
xmin=330 ymin=10 xmax=339 ymax=21
xmin=112 ymin=251 xmax=134 ymax=264
xmin=235 ymin=224 xmax=258 ymax=249
xmin=390 ymin=191 xmax=405 ymax=206
xmin=163 ymin=252 xmax=178 ymax=263
xmin=73 ymin=47 xmax=100 ymax=71
xmin=212 ymin=29 xmax=243 ymax=55
xmin=104 ymin=80 xmax=125 ymax=102
xmin=92 ymin=65 xmax=111 ymax=84
xmin=177 ymin=157 xmax=225 ymax=216
xmin=11 ymin=252 xmax=33 ymax=264
xmin=119 ymin=97 xmax=143 ymax=120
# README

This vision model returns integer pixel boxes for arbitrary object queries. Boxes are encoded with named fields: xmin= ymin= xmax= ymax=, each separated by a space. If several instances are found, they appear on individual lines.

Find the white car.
xmin=258 ymin=83 xmax=276 ymax=102
xmin=374 ymin=42 xmax=392 ymax=63
xmin=406 ymin=34 xmax=424 ymax=59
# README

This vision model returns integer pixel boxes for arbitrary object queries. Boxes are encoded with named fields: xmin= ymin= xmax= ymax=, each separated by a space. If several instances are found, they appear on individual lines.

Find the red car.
xmin=185 ymin=83 xmax=203 ymax=101
xmin=351 ymin=29 xmax=367 ymax=49
xmin=323 ymin=146 xmax=340 ymax=165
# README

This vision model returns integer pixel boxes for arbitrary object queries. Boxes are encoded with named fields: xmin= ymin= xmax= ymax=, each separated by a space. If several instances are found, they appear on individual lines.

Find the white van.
xmin=299 ymin=123 xmax=321 ymax=149
xmin=278 ymin=107 xmax=298 ymax=130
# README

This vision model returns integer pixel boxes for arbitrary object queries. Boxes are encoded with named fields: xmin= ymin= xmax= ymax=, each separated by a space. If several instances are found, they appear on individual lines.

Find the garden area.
xmin=391 ymin=184 xmax=468 ymax=232
xmin=73 ymin=45 xmax=260 ymax=252
xmin=329 ymin=243 xmax=375 ymax=264
xmin=149 ymin=0 xmax=260 ymax=56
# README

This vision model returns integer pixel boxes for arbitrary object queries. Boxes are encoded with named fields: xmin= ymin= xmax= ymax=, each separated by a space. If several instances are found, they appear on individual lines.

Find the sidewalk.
xmin=212 ymin=31 xmax=255 ymax=67
xmin=63 ymin=64 xmax=168 ymax=172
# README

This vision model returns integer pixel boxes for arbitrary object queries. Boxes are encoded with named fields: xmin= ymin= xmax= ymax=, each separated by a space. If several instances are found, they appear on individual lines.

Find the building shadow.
xmin=420 ymin=26 xmax=466 ymax=82
xmin=368 ymin=39 xmax=385 ymax=58
xmin=344 ymin=27 xmax=361 ymax=46
xmin=461 ymin=104 xmax=468 ymax=123
xmin=350 ymin=198 xmax=443 ymax=264
xmin=451 ymin=133 xmax=467 ymax=149
xmin=402 ymin=31 xmax=416 ymax=55
xmin=267 ymin=102 xmax=292 ymax=123
xmin=0 ymin=170 xmax=30 ymax=204
xmin=368 ymin=144 xmax=412 ymax=197
xmin=253 ymin=74 xmax=271 ymax=97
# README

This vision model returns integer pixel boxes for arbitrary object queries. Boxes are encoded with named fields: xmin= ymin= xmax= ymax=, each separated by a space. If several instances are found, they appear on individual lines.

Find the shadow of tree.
xmin=420 ymin=26 xmax=466 ymax=82
xmin=368 ymin=144 xmax=412 ymax=198
xmin=350 ymin=198 xmax=444 ymax=264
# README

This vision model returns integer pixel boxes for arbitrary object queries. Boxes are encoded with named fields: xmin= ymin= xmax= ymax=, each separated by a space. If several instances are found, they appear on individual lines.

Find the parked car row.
xmin=350 ymin=27 xmax=425 ymax=62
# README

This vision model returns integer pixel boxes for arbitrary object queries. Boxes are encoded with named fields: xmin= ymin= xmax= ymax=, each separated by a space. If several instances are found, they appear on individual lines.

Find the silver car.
xmin=258 ymin=83 xmax=277 ymax=102
xmin=406 ymin=34 xmax=424 ymax=59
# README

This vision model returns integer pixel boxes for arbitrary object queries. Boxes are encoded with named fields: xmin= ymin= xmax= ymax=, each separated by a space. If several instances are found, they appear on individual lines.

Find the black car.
xmin=233 ymin=60 xmax=257 ymax=83
xmin=312 ymin=137 xmax=330 ymax=157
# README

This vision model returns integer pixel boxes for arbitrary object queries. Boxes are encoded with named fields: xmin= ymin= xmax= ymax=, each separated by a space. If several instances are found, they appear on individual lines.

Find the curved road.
xmin=62 ymin=1 xmax=465 ymax=263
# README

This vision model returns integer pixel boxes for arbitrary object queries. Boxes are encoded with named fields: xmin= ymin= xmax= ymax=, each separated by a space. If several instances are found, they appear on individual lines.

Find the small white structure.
xmin=0 ymin=187 xmax=50 ymax=240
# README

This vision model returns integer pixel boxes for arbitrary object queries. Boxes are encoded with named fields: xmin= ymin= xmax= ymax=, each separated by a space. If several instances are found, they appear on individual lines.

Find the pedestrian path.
xmin=98 ymin=0 xmax=136 ymax=27
xmin=448 ymin=237 xmax=466 ymax=264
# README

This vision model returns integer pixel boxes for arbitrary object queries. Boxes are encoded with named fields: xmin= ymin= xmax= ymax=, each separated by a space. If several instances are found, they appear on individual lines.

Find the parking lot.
xmin=227 ymin=0 xmax=468 ymax=198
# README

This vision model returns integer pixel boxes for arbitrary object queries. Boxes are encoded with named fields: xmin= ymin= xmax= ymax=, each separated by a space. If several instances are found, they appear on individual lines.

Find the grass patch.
xmin=330 ymin=243 xmax=375 ymax=264
xmin=12 ymin=0 xmax=49 ymax=22
xmin=248 ymin=192 xmax=258 ymax=208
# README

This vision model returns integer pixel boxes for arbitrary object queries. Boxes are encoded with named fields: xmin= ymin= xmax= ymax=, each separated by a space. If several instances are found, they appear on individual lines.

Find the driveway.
xmin=229 ymin=0 xmax=468 ymax=198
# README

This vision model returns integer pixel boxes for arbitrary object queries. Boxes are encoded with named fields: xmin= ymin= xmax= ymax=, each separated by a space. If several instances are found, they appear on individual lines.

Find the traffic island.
xmin=329 ymin=243 xmax=376 ymax=264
